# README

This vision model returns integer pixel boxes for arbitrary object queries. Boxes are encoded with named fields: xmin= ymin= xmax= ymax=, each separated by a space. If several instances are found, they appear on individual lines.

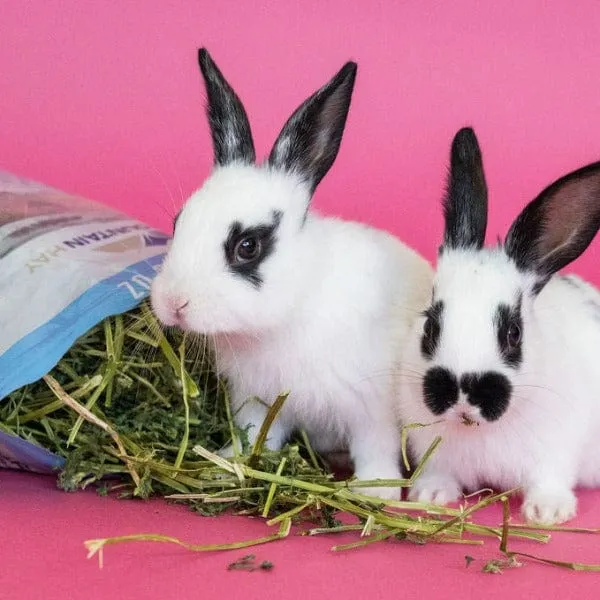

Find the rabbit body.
xmin=212 ymin=208 xmax=433 ymax=484
xmin=398 ymin=127 xmax=600 ymax=523
xmin=401 ymin=252 xmax=600 ymax=522
xmin=151 ymin=49 xmax=433 ymax=499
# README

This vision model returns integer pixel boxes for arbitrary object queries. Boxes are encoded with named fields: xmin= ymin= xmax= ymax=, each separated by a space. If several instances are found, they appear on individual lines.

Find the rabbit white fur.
xmin=151 ymin=48 xmax=433 ymax=499
xmin=398 ymin=126 xmax=600 ymax=524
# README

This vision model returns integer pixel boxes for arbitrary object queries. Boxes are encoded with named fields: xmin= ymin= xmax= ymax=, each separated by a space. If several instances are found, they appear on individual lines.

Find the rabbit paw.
xmin=522 ymin=488 xmax=577 ymax=525
xmin=351 ymin=483 xmax=401 ymax=502
xmin=408 ymin=473 xmax=462 ymax=505
xmin=351 ymin=465 xmax=403 ymax=502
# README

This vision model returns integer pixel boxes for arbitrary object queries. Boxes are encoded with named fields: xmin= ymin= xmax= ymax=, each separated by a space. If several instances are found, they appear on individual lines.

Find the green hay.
xmin=2 ymin=302 xmax=600 ymax=572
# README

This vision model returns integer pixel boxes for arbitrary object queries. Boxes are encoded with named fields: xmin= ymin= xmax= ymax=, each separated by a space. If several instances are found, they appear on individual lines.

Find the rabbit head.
xmin=418 ymin=127 xmax=600 ymax=428
xmin=151 ymin=49 xmax=357 ymax=335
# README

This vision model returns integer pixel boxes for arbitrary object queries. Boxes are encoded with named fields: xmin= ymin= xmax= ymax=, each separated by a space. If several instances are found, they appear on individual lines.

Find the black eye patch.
xmin=421 ymin=300 xmax=444 ymax=359
xmin=495 ymin=295 xmax=523 ymax=368
xmin=223 ymin=210 xmax=282 ymax=288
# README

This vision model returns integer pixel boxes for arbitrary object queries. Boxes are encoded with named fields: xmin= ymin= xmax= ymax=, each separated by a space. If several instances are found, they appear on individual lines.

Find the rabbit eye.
xmin=223 ymin=211 xmax=283 ymax=289
xmin=507 ymin=322 xmax=521 ymax=348
xmin=234 ymin=236 xmax=261 ymax=263
xmin=496 ymin=300 xmax=523 ymax=368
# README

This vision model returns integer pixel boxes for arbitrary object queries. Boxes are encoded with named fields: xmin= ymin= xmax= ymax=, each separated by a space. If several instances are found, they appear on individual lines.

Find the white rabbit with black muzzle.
xmin=151 ymin=48 xmax=433 ymax=499
xmin=399 ymin=126 xmax=600 ymax=523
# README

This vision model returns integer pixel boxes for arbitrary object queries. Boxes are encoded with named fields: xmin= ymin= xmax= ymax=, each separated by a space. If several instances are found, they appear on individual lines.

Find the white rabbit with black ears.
xmin=399 ymin=126 xmax=600 ymax=523
xmin=151 ymin=48 xmax=433 ymax=499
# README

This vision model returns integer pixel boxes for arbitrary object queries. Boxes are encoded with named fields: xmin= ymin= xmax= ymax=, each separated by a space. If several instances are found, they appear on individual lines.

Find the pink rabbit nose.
xmin=175 ymin=300 xmax=189 ymax=316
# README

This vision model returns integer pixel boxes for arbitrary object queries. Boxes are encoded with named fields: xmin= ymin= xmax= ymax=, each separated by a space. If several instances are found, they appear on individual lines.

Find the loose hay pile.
xmin=2 ymin=303 xmax=599 ymax=572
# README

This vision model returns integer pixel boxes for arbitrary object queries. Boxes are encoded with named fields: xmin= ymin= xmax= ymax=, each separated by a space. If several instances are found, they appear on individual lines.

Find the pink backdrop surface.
xmin=2 ymin=1 xmax=600 ymax=598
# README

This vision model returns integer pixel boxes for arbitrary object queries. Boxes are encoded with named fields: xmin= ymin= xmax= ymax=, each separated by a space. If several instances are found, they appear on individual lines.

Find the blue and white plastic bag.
xmin=0 ymin=171 xmax=170 ymax=473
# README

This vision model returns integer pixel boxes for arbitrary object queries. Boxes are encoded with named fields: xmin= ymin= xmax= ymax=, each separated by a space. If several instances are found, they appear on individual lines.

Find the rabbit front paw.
xmin=522 ymin=487 xmax=577 ymax=525
xmin=408 ymin=473 xmax=462 ymax=505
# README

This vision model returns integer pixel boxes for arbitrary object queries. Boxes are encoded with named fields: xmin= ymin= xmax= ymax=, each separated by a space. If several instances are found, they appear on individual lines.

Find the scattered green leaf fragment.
xmin=227 ymin=554 xmax=274 ymax=572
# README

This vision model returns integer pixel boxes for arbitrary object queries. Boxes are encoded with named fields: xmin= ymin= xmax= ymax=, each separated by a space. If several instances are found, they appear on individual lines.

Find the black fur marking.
xmin=198 ymin=48 xmax=256 ymax=166
xmin=423 ymin=367 xmax=459 ymax=415
xmin=268 ymin=61 xmax=357 ymax=195
xmin=460 ymin=372 xmax=512 ymax=421
xmin=531 ymin=277 xmax=550 ymax=296
xmin=561 ymin=274 xmax=584 ymax=290
xmin=223 ymin=211 xmax=282 ymax=288
xmin=442 ymin=127 xmax=488 ymax=250
xmin=495 ymin=296 xmax=523 ymax=368
xmin=420 ymin=301 xmax=444 ymax=359
xmin=505 ymin=161 xmax=600 ymax=293
xmin=560 ymin=276 xmax=600 ymax=320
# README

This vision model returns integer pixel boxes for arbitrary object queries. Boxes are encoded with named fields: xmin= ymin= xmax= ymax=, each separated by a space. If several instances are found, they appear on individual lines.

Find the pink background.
xmin=2 ymin=0 xmax=600 ymax=272
xmin=2 ymin=1 xmax=600 ymax=597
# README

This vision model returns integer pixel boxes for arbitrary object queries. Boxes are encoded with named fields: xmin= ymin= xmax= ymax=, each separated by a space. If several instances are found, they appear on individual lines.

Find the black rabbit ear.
xmin=442 ymin=127 xmax=488 ymax=251
xmin=268 ymin=61 xmax=357 ymax=195
xmin=505 ymin=161 xmax=600 ymax=288
xmin=198 ymin=48 xmax=256 ymax=166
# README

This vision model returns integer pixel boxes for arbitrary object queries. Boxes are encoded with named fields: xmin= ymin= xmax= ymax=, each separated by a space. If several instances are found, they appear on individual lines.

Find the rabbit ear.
xmin=442 ymin=127 xmax=488 ymax=251
xmin=198 ymin=48 xmax=256 ymax=166
xmin=505 ymin=161 xmax=600 ymax=286
xmin=268 ymin=61 xmax=357 ymax=195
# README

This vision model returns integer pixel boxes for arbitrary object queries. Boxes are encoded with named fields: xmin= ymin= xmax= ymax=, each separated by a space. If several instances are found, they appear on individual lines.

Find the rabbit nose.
xmin=459 ymin=411 xmax=479 ymax=427
xmin=165 ymin=294 xmax=189 ymax=318
xmin=175 ymin=300 xmax=189 ymax=316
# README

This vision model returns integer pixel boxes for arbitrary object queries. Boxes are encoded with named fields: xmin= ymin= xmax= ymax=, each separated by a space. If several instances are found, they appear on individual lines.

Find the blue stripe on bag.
xmin=0 ymin=252 xmax=166 ymax=473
